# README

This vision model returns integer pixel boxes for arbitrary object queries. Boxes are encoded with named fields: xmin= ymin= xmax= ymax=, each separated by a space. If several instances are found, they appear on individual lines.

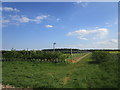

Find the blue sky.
xmin=2 ymin=2 xmax=118 ymax=50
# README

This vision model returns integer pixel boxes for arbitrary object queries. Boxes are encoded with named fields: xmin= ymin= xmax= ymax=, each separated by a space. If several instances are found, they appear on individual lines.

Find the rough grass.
xmin=2 ymin=53 xmax=119 ymax=88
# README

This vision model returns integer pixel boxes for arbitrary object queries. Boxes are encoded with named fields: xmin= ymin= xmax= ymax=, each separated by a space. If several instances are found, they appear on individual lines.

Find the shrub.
xmin=92 ymin=51 xmax=110 ymax=64
xmin=3 ymin=50 xmax=22 ymax=59
xmin=2 ymin=50 xmax=66 ymax=62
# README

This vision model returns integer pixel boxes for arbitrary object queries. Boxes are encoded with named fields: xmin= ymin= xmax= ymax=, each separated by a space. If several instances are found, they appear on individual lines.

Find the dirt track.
xmin=68 ymin=53 xmax=90 ymax=63
xmin=62 ymin=53 xmax=91 ymax=85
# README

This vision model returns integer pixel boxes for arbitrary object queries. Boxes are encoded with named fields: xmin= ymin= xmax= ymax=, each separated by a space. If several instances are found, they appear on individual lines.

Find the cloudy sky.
xmin=2 ymin=2 xmax=118 ymax=50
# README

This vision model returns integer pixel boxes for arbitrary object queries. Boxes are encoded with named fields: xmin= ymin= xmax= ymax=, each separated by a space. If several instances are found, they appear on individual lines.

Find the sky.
xmin=2 ymin=2 xmax=118 ymax=50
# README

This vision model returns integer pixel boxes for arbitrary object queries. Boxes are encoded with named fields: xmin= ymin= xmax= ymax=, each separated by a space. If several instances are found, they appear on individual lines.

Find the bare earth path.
xmin=63 ymin=53 xmax=91 ymax=85
xmin=68 ymin=53 xmax=91 ymax=63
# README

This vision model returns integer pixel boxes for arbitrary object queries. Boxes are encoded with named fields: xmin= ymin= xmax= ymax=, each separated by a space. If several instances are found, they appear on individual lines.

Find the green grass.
xmin=2 ymin=53 xmax=119 ymax=88
xmin=108 ymin=51 xmax=120 ymax=53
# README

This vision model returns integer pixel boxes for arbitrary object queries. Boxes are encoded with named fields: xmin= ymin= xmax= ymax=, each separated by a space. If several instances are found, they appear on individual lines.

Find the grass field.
xmin=2 ymin=52 xmax=119 ymax=88
xmin=108 ymin=51 xmax=120 ymax=53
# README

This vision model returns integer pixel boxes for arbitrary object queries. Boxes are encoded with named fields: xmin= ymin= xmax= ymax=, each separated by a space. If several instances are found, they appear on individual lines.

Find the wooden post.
xmin=71 ymin=48 xmax=73 ymax=60
xmin=70 ymin=48 xmax=72 ymax=55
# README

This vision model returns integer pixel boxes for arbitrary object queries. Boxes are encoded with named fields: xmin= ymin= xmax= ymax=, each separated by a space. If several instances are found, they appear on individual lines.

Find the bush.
xmin=92 ymin=51 xmax=111 ymax=64
xmin=2 ymin=50 xmax=66 ymax=62
xmin=91 ymin=51 xmax=119 ymax=88
xmin=3 ymin=50 xmax=23 ymax=59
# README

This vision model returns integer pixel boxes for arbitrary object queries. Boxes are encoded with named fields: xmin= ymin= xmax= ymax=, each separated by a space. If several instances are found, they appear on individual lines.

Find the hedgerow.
xmin=2 ymin=50 xmax=67 ymax=62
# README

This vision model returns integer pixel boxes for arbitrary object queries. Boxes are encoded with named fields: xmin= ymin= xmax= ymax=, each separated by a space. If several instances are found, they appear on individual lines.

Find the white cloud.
xmin=17 ymin=15 xmax=48 ymax=23
xmin=36 ymin=15 xmax=47 ymax=20
xmin=18 ymin=17 xmax=31 ymax=23
xmin=74 ymin=1 xmax=88 ymax=7
xmin=8 ymin=15 xmax=30 ymax=23
xmin=96 ymin=41 xmax=111 ymax=45
xmin=1 ymin=7 xmax=20 ymax=12
xmin=67 ymin=28 xmax=108 ymax=40
xmin=32 ymin=15 xmax=48 ymax=24
xmin=63 ymin=39 xmax=118 ymax=49
xmin=45 ymin=25 xmax=53 ymax=28
xmin=111 ymin=39 xmax=118 ymax=43
xmin=3 ymin=15 xmax=49 ymax=27
xmin=9 ymin=15 xmax=32 ymax=23
xmin=94 ymin=39 xmax=118 ymax=48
